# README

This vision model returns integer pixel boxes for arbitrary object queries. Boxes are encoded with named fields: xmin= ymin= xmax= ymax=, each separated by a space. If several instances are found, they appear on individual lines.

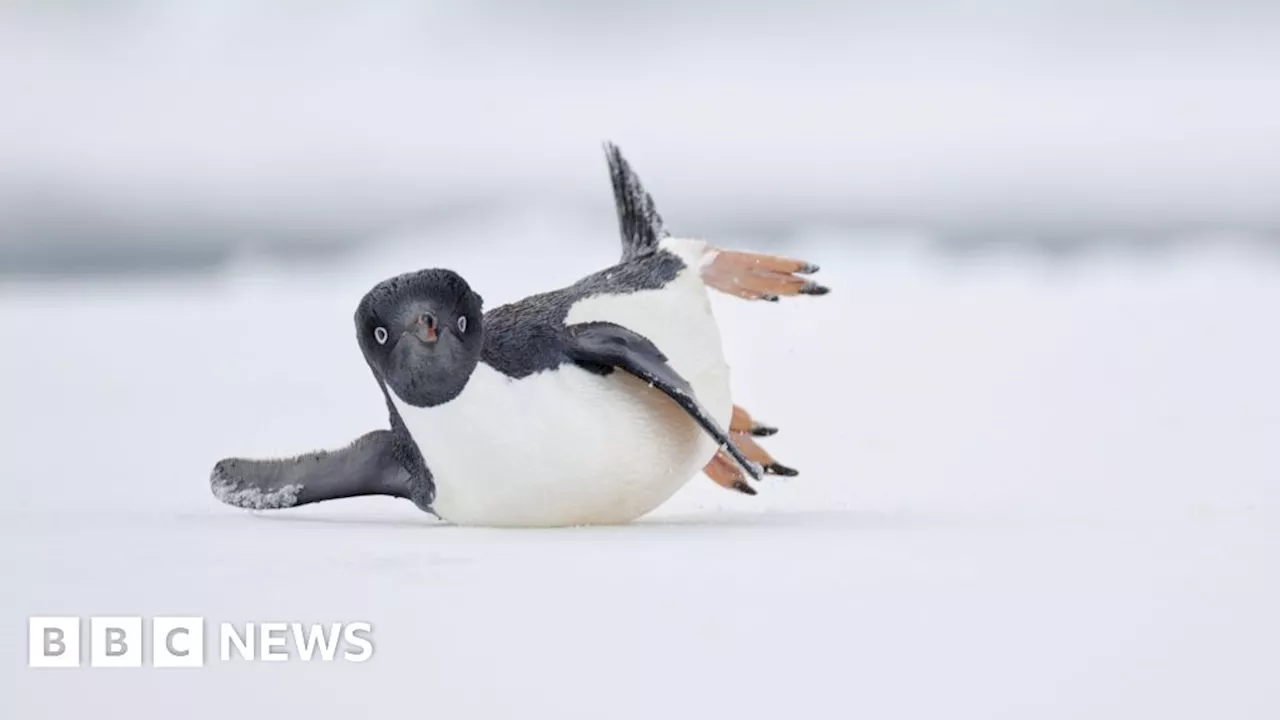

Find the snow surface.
xmin=2 ymin=225 xmax=1278 ymax=718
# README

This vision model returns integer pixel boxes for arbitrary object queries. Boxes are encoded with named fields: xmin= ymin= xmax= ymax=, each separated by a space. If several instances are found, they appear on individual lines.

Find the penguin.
xmin=210 ymin=142 xmax=829 ymax=527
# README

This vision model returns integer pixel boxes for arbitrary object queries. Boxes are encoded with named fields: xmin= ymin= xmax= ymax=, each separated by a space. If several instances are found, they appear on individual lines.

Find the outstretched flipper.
xmin=565 ymin=321 xmax=762 ymax=483
xmin=210 ymin=430 xmax=413 ymax=510
xmin=604 ymin=141 xmax=668 ymax=262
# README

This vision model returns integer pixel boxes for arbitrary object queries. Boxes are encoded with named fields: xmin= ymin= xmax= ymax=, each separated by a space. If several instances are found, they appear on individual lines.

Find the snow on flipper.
xmin=604 ymin=141 xmax=669 ymax=262
xmin=210 ymin=430 xmax=413 ymax=510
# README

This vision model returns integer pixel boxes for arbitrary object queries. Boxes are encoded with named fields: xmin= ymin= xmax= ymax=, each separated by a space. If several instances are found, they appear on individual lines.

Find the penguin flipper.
xmin=564 ymin=321 xmax=762 ymax=483
xmin=604 ymin=141 xmax=669 ymax=262
xmin=210 ymin=430 xmax=414 ymax=510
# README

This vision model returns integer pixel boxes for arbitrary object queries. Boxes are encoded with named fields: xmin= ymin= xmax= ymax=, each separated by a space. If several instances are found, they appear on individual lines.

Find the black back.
xmin=480 ymin=249 xmax=684 ymax=379
xmin=480 ymin=142 xmax=685 ymax=379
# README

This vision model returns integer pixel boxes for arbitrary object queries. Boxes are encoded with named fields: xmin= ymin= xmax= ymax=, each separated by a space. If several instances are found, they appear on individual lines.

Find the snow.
xmin=209 ymin=470 xmax=303 ymax=510
xmin=2 ymin=225 xmax=1278 ymax=718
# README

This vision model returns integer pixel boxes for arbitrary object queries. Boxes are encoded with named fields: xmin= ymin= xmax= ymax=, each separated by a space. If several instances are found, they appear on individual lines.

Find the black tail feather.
xmin=604 ymin=142 xmax=668 ymax=261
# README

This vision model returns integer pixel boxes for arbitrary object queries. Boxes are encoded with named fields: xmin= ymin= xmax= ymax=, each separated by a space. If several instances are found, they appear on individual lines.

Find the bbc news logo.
xmin=28 ymin=617 xmax=374 ymax=667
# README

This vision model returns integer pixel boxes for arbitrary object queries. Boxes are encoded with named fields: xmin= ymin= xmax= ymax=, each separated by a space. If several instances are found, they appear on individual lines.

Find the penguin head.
xmin=355 ymin=268 xmax=485 ymax=407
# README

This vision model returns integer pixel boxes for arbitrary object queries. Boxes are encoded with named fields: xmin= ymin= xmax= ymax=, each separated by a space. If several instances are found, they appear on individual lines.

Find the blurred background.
xmin=3 ymin=3 xmax=1278 ymax=719
xmin=2 ymin=0 xmax=1279 ymax=274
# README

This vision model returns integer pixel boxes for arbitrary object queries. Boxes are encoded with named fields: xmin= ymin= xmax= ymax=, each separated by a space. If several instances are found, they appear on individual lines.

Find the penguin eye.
xmin=457 ymin=316 xmax=468 ymax=333
xmin=373 ymin=327 xmax=388 ymax=345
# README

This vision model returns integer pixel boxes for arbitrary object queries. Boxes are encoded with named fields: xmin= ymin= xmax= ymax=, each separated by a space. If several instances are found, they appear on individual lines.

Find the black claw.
xmin=760 ymin=294 xmax=780 ymax=302
xmin=799 ymin=281 xmax=830 ymax=296
xmin=797 ymin=262 xmax=821 ymax=274
xmin=750 ymin=424 xmax=778 ymax=437
xmin=765 ymin=462 xmax=799 ymax=477
xmin=731 ymin=480 xmax=758 ymax=496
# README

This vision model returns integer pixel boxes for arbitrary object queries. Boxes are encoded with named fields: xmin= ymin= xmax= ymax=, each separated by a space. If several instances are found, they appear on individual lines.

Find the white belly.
xmin=391 ymin=238 xmax=732 ymax=527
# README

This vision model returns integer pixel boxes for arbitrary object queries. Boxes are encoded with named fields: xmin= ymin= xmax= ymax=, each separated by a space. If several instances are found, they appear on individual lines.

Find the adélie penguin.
xmin=210 ymin=143 xmax=829 ymax=527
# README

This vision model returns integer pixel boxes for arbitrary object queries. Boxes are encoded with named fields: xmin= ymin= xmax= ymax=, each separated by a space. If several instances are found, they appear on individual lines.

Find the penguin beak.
xmin=411 ymin=312 xmax=439 ymax=344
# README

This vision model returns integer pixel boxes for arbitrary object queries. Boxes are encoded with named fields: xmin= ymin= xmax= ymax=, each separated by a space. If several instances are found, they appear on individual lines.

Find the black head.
xmin=355 ymin=268 xmax=485 ymax=407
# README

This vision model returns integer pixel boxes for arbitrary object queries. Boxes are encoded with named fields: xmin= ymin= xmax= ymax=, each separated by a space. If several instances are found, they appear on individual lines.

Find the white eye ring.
xmin=457 ymin=316 xmax=467 ymax=333
xmin=373 ymin=327 xmax=388 ymax=345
